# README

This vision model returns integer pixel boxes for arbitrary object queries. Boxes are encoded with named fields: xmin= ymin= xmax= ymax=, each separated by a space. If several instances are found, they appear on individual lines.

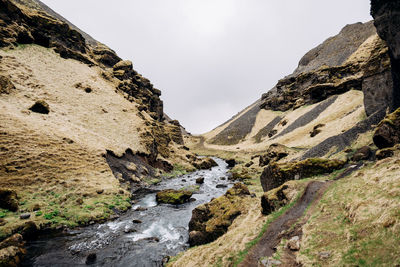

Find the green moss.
xmin=156 ymin=189 xmax=193 ymax=205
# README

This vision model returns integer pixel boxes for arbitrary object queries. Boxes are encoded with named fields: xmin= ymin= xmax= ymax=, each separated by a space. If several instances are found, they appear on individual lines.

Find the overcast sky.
xmin=41 ymin=0 xmax=372 ymax=134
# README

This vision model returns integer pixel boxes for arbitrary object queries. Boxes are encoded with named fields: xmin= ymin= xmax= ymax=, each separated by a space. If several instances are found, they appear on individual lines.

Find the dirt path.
xmin=239 ymin=181 xmax=329 ymax=266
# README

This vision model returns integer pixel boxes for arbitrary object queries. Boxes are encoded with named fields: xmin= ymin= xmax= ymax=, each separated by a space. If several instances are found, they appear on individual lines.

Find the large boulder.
xmin=373 ymin=107 xmax=400 ymax=148
xmin=156 ymin=189 xmax=193 ymax=205
xmin=260 ymin=158 xmax=345 ymax=192
xmin=193 ymin=157 xmax=218 ymax=170
xmin=259 ymin=143 xmax=289 ymax=167
xmin=29 ymin=100 xmax=50 ymax=114
xmin=371 ymin=0 xmax=400 ymax=110
xmin=0 ymin=234 xmax=26 ymax=267
xmin=0 ymin=189 xmax=18 ymax=212
xmin=188 ymin=183 xmax=250 ymax=246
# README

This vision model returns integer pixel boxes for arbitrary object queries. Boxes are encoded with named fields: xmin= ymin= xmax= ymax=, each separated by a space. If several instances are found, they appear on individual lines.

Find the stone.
xmin=351 ymin=146 xmax=371 ymax=161
xmin=19 ymin=213 xmax=30 ymax=220
xmin=0 ymin=234 xmax=26 ymax=267
xmin=85 ymin=253 xmax=97 ymax=265
xmin=260 ymin=158 xmax=345 ymax=192
xmin=245 ymin=161 xmax=254 ymax=167
xmin=260 ymin=257 xmax=282 ymax=266
xmin=21 ymin=221 xmax=38 ymax=240
xmin=188 ymin=183 xmax=250 ymax=246
xmin=142 ymin=237 xmax=159 ymax=242
xmin=156 ymin=189 xmax=193 ymax=205
xmin=376 ymin=147 xmax=395 ymax=159
xmin=373 ymin=108 xmax=400 ymax=148
xmin=0 ymin=189 xmax=18 ymax=211
xmin=96 ymin=189 xmax=104 ymax=194
xmin=123 ymin=226 xmax=136 ymax=234
xmin=216 ymin=184 xmax=227 ymax=188
xmin=261 ymin=185 xmax=289 ymax=215
xmin=132 ymin=219 xmax=142 ymax=224
xmin=29 ymin=100 xmax=50 ymax=114
xmin=225 ymin=159 xmax=236 ymax=168
xmin=286 ymin=236 xmax=300 ymax=251
xmin=195 ymin=177 xmax=204 ymax=184
xmin=318 ymin=251 xmax=331 ymax=260
xmin=113 ymin=60 xmax=133 ymax=72
xmin=310 ymin=124 xmax=325 ymax=137
xmin=193 ymin=157 xmax=218 ymax=170
xmin=259 ymin=144 xmax=289 ymax=167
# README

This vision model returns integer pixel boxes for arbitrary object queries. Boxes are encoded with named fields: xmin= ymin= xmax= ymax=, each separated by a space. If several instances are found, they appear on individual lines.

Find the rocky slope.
xmin=0 ymin=0 xmax=209 ymax=257
xmin=195 ymin=21 xmax=392 ymax=161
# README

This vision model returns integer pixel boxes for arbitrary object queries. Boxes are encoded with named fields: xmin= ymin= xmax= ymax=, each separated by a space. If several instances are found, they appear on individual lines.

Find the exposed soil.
xmin=239 ymin=181 xmax=328 ymax=266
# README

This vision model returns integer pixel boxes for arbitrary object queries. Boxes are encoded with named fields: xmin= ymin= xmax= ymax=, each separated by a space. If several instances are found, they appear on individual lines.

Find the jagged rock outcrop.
xmin=371 ymin=0 xmax=400 ymax=110
xmin=260 ymin=22 xmax=392 ymax=116
xmin=188 ymin=183 xmax=250 ymax=246
xmin=259 ymin=143 xmax=289 ymax=167
xmin=260 ymin=158 xmax=345 ymax=192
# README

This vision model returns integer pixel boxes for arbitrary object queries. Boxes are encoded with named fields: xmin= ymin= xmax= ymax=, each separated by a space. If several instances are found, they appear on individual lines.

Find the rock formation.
xmin=371 ymin=0 xmax=400 ymax=110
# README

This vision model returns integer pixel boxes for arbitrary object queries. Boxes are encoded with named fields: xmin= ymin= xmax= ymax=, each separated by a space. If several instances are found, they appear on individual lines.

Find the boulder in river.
xmin=193 ymin=157 xmax=218 ymax=170
xmin=195 ymin=177 xmax=205 ymax=184
xmin=156 ymin=189 xmax=193 ymax=205
xmin=225 ymin=159 xmax=236 ymax=168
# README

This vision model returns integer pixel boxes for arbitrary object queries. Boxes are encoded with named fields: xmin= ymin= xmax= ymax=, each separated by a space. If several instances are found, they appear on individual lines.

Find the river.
xmin=22 ymin=158 xmax=232 ymax=267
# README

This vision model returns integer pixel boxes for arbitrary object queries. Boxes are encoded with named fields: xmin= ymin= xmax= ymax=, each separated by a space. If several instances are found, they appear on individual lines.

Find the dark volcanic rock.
xmin=225 ymin=159 xmax=236 ymax=168
xmin=351 ymin=146 xmax=372 ymax=161
xmin=373 ymin=108 xmax=400 ymax=148
xmin=29 ymin=100 xmax=50 ymax=114
xmin=371 ymin=0 xmax=400 ymax=111
xmin=195 ymin=177 xmax=205 ymax=184
xmin=0 ymin=189 xmax=18 ymax=211
xmin=188 ymin=183 xmax=250 ymax=246
xmin=260 ymin=158 xmax=345 ymax=192
xmin=85 ymin=253 xmax=97 ymax=265
xmin=376 ymin=147 xmax=395 ymax=160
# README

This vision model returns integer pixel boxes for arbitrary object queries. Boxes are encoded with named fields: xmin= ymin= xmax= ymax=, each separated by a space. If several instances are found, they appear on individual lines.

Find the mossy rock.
xmin=188 ymin=183 xmax=250 ymax=246
xmin=373 ymin=107 xmax=400 ymax=149
xmin=156 ymin=189 xmax=193 ymax=205
xmin=260 ymin=158 xmax=345 ymax=192
xmin=193 ymin=157 xmax=218 ymax=170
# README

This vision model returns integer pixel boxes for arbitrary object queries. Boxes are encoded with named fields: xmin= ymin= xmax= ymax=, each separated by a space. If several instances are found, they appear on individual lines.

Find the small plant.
xmin=35 ymin=211 xmax=43 ymax=216
xmin=0 ymin=211 xmax=6 ymax=218
xmin=44 ymin=210 xmax=59 ymax=220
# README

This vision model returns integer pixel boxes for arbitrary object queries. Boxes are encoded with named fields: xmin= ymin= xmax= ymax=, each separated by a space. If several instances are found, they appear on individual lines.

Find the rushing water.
xmin=22 ymin=158 xmax=232 ymax=267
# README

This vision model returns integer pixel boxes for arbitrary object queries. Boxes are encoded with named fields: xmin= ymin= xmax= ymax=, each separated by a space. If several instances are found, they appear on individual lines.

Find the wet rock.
xmin=216 ymin=184 xmax=227 ymax=188
xmin=225 ymin=159 xmax=236 ymax=168
xmin=195 ymin=177 xmax=204 ymax=184
xmin=19 ymin=213 xmax=30 ymax=220
xmin=85 ymin=253 xmax=97 ymax=265
xmin=260 ymin=158 xmax=345 ymax=192
xmin=29 ymin=100 xmax=50 ymax=114
xmin=0 ymin=75 xmax=15 ymax=94
xmin=0 ymin=189 xmax=18 ymax=211
xmin=142 ymin=237 xmax=159 ymax=242
xmin=123 ymin=226 xmax=136 ymax=234
xmin=220 ymin=177 xmax=226 ymax=180
xmin=0 ymin=234 xmax=26 ymax=267
xmin=134 ymin=207 xmax=147 ymax=212
xmin=351 ymin=146 xmax=371 ymax=161
xmin=132 ymin=219 xmax=142 ymax=224
xmin=156 ymin=189 xmax=193 ymax=205
xmin=193 ymin=157 xmax=218 ymax=170
xmin=373 ymin=108 xmax=400 ymax=148
xmin=21 ymin=221 xmax=38 ymax=240
xmin=188 ymin=183 xmax=250 ymax=246
xmin=310 ymin=123 xmax=325 ymax=137
xmin=376 ymin=147 xmax=395 ymax=159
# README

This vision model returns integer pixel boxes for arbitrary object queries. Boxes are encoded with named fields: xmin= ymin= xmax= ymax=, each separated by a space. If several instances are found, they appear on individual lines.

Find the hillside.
xmin=0 ymin=0 xmax=213 ymax=251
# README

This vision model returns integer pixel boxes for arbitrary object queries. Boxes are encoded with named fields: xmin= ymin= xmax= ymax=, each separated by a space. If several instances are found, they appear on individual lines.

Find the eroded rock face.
xmin=188 ymin=183 xmax=250 ymax=246
xmin=260 ymin=22 xmax=393 ymax=116
xmin=373 ymin=107 xmax=400 ymax=148
xmin=259 ymin=143 xmax=289 ymax=167
xmin=0 ymin=234 xmax=26 ymax=267
xmin=261 ymin=184 xmax=289 ymax=215
xmin=260 ymin=158 xmax=345 ymax=192
xmin=371 ymin=0 xmax=400 ymax=110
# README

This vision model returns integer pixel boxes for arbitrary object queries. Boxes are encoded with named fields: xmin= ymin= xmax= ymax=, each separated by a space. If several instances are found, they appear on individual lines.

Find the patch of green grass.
xmin=35 ymin=211 xmax=43 ymax=217
xmin=44 ymin=210 xmax=59 ymax=220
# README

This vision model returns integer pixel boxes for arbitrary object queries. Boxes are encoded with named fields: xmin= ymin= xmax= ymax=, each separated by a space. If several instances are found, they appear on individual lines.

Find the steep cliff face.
xmin=371 ymin=0 xmax=400 ymax=110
